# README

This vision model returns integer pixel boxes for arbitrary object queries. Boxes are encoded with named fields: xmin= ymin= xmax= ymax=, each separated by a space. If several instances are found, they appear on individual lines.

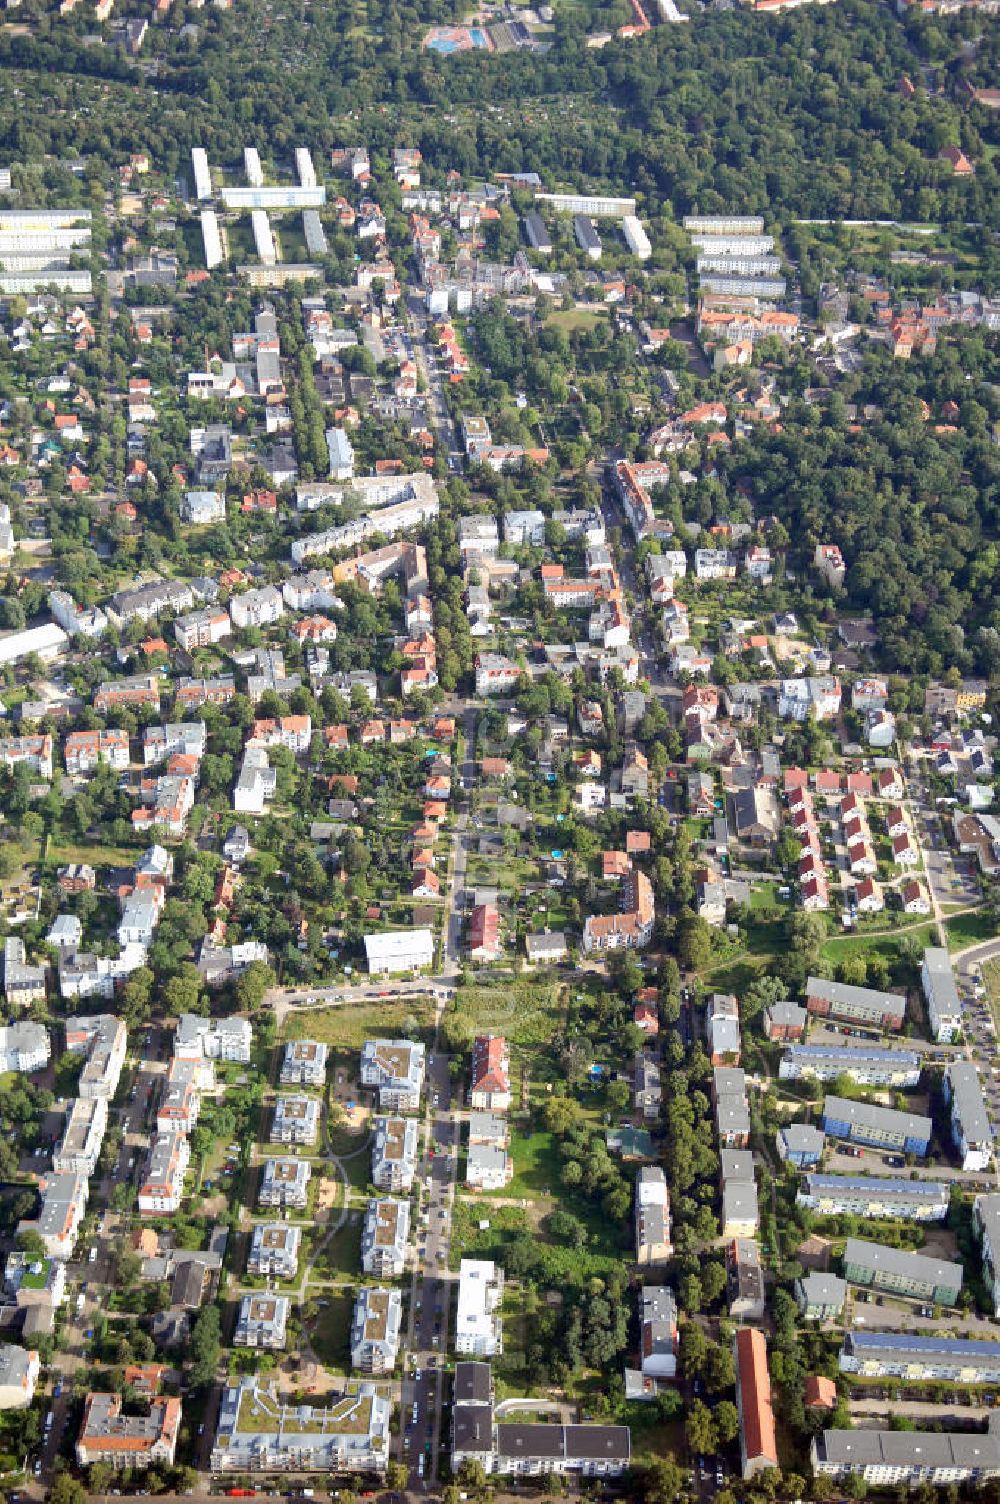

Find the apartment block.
xmin=812 ymin=1429 xmax=1000 ymax=1487
xmin=138 ymin=1132 xmax=190 ymax=1215
xmin=235 ymin=1294 xmax=290 ymax=1350
xmin=360 ymin=1039 xmax=426 ymax=1111
xmin=797 ymin=1175 xmax=949 ymax=1223
xmin=635 ymin=1166 xmax=672 ymax=1265
xmin=210 ymin=1377 xmax=390 ymax=1474
xmin=64 ymin=729 xmax=130 ymax=775
xmin=371 ymin=1116 xmax=420 ymax=1192
xmin=804 ymin=975 xmax=906 ymax=1031
xmin=271 ymin=1094 xmax=320 ymax=1146
xmin=821 ymin=1095 xmax=931 ymax=1156
xmin=18 ymin=1171 xmax=88 ymax=1259
xmin=247 ymin=1223 xmax=301 ymax=1280
xmin=174 ymin=1014 xmax=252 ymax=1064
xmin=944 ymin=1060 xmax=994 ymax=1171
xmin=53 ymin=1096 xmax=108 ymax=1176
xmin=76 ymin=1393 xmax=181 ymax=1469
xmin=779 ymin=1045 xmax=920 ymax=1088
xmin=734 ymin=1328 xmax=778 ymax=1480
xmin=841 ymin=1238 xmax=963 ymax=1306
xmin=361 ymin=1198 xmax=410 ymax=1279
xmin=280 ymin=1039 xmax=328 ymax=1087
xmin=922 ymin=946 xmax=962 ymax=1042
xmin=351 ymin=1286 xmax=402 ymax=1374
xmin=840 ymin=1330 xmax=1000 ymax=1384
xmin=259 ymin=1158 xmax=311 ymax=1210
xmin=455 ymin=1259 xmax=504 ymax=1358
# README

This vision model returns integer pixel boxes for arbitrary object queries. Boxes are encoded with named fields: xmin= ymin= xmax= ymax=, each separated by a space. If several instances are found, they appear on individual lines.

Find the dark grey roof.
xmin=454 ymin=1361 xmax=492 ymax=1404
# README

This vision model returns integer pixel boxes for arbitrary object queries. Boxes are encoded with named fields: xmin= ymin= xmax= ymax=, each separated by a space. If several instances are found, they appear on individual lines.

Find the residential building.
xmin=466 ymin=1143 xmax=511 ymax=1191
xmin=635 ymin=1166 xmax=672 ymax=1265
xmin=76 ymin=1393 xmax=181 ymax=1469
xmin=821 ymin=1096 xmax=931 ymax=1156
xmin=0 ymin=1345 xmax=40 ymax=1409
xmin=634 ymin=1052 xmax=662 ymax=1122
xmin=582 ymin=869 xmax=654 ymax=954
xmin=210 ymin=1377 xmax=390 ymax=1474
xmin=707 ymin=992 xmax=741 ymax=1063
xmin=233 ymin=746 xmax=277 ymax=815
xmin=173 ymin=607 xmax=230 ymax=651
xmin=271 ymin=1095 xmax=320 ymax=1147
xmin=455 ymin=1259 xmax=504 ymax=1357
xmin=69 ymin=1015 xmax=127 ymax=1100
xmin=235 ymin=1295 xmax=289 ymax=1349
xmin=922 ymin=946 xmax=962 ymax=1042
xmin=470 ymin=1035 xmax=511 ymax=1112
xmin=763 ymin=1000 xmax=807 ymax=1041
xmin=639 ymin=1286 xmax=677 ymax=1379
xmin=804 ymin=975 xmax=906 ymax=1031
xmin=811 ymin=1429 xmax=1000 ymax=1488
xmin=360 ymin=1039 xmax=426 ymax=1111
xmin=975 ymin=1195 xmax=1000 ymax=1315
xmin=361 ymin=1198 xmax=410 ymax=1279
xmin=944 ymin=1061 xmax=993 ymax=1171
xmin=371 ymin=1116 xmax=420 ymax=1192
xmin=469 ymin=903 xmax=502 ymax=962
xmin=138 ymin=1132 xmax=190 ymax=1215
xmin=230 ymin=585 xmax=284 ymax=630
xmin=778 ymin=1044 xmax=921 ymax=1087
xmin=247 ymin=1224 xmax=301 ymax=1280
xmin=351 ymin=1287 xmax=401 ymax=1374
xmin=734 ymin=1328 xmax=778 ymax=1480
xmin=777 ymin=1123 xmax=825 ymax=1167
xmin=0 ymin=1022 xmax=50 ymax=1074
xmin=4 ymin=937 xmax=46 ymax=1005
xmin=259 ymin=1158 xmax=311 ymax=1210
xmin=796 ymin=1273 xmax=847 ymax=1321
xmin=64 ymin=729 xmax=130 ymax=775
xmin=18 ymin=1171 xmax=88 ymax=1259
xmin=364 ymin=928 xmax=434 ymax=974
xmin=797 ymin=1175 xmax=949 ymax=1222
xmin=842 ymin=1238 xmax=963 ymax=1306
xmin=53 ymin=1096 xmax=108 ymax=1176
xmin=728 ymin=1239 xmax=766 ymax=1321
xmin=280 ymin=1039 xmax=328 ymax=1087
xmin=175 ymin=1015 xmax=252 ymax=1064
xmin=840 ymin=1331 xmax=1000 ymax=1384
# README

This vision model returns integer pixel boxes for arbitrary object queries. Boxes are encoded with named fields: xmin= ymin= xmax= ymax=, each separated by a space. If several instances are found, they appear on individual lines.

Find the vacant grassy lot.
xmin=452 ymin=981 xmax=565 ymax=1049
xmin=312 ymin=1211 xmax=363 ymax=1281
xmin=946 ymin=911 xmax=997 ymax=952
xmin=283 ymin=998 xmax=436 ymax=1052
xmin=543 ymin=307 xmax=608 ymax=333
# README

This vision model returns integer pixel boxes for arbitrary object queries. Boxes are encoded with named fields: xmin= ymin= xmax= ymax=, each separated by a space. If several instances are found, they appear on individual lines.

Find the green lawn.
xmin=308 ymin=1289 xmax=354 ymax=1372
xmin=504 ymin=1127 xmax=561 ymax=1199
xmin=946 ymin=911 xmax=997 ymax=952
xmin=819 ymin=922 xmax=936 ymax=968
xmin=543 ymin=307 xmax=608 ymax=333
xmin=311 ymin=1212 xmax=363 ymax=1281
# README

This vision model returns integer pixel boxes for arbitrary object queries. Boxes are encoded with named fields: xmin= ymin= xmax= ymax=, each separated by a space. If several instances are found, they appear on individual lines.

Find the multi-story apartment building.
xmin=804 ymin=975 xmax=906 ymax=1031
xmin=76 ymin=1393 xmax=181 ymax=1469
xmin=271 ymin=1095 xmax=320 ymax=1146
xmin=455 ymin=1259 xmax=504 ymax=1358
xmin=138 ymin=1132 xmax=190 ymax=1215
xmin=469 ymin=1035 xmax=511 ymax=1112
xmin=210 ymin=1377 xmax=390 ymax=1474
xmin=94 ymin=674 xmax=161 ymax=713
xmin=922 ymin=946 xmax=962 ymax=1042
xmin=474 ymin=653 xmax=521 ymax=696
xmin=247 ymin=1223 xmax=301 ymax=1280
xmin=944 ymin=1061 xmax=993 ymax=1172
xmin=840 ymin=1330 xmax=1000 ymax=1384
xmin=0 ymin=1022 xmax=50 ymax=1074
xmin=635 ymin=1166 xmax=672 ymax=1265
xmin=812 ymin=1429 xmax=1000 ymax=1488
xmin=69 ymin=1015 xmax=127 ymax=1100
xmin=350 ymin=1286 xmax=402 ymax=1374
xmin=779 ymin=1045 xmax=920 ymax=1088
xmin=173 ymin=607 xmax=231 ymax=651
xmin=259 ymin=1158 xmax=311 ymax=1210
xmin=157 ymin=1058 xmax=202 ymax=1136
xmin=361 ymin=1198 xmax=410 ymax=1279
xmin=53 ymin=1096 xmax=108 ymax=1176
xmin=4 ymin=937 xmax=46 ymax=1005
xmin=18 ymin=1171 xmax=88 ymax=1259
xmin=174 ymin=1014 xmax=252 ymax=1064
xmin=64 ymin=729 xmax=130 ymax=775
xmin=364 ymin=929 xmax=434 ymax=975
xmin=734 ymin=1329 xmax=779 ymax=1481
xmin=0 ymin=734 xmax=54 ymax=779
xmin=821 ymin=1096 xmax=932 ymax=1156
xmin=797 ymin=1175 xmax=949 ymax=1222
xmin=842 ymin=1238 xmax=963 ymax=1306
xmin=371 ymin=1116 xmax=419 ymax=1192
xmin=360 ymin=1039 xmax=426 ymax=1111
xmin=279 ymin=1039 xmax=328 ymax=1087
xmin=234 ymin=1294 xmax=289 ymax=1349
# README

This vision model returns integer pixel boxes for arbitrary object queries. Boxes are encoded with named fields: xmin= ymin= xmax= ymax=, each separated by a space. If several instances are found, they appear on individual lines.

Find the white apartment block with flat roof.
xmin=259 ymin=1158 xmax=311 ymax=1209
xmin=455 ymin=1260 xmax=504 ymax=1357
xmin=235 ymin=1294 xmax=289 ymax=1349
xmin=247 ymin=1223 xmax=301 ymax=1280
xmin=280 ymin=1039 xmax=328 ymax=1086
xmin=271 ymin=1094 xmax=320 ymax=1146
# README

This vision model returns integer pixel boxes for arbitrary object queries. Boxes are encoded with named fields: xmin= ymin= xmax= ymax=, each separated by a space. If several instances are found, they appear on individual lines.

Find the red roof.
xmin=804 ymin=1374 xmax=837 ymax=1409
xmin=469 ymin=903 xmax=500 ymax=956
xmin=734 ymin=1328 xmax=778 ymax=1469
xmin=471 ymin=1034 xmax=509 ymax=1094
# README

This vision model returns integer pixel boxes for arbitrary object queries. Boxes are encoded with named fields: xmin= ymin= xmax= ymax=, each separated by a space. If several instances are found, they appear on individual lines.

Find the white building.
xmin=455 ymin=1259 xmax=504 ymax=1358
xmin=235 ymin=1294 xmax=289 ymax=1350
xmin=364 ymin=929 xmax=434 ymax=975
xmin=360 ymin=1039 xmax=426 ymax=1111
xmin=191 ymin=147 xmax=212 ymax=201
xmin=247 ymin=1223 xmax=301 ymax=1279
xmin=326 ymin=428 xmax=354 ymax=481
xmin=280 ymin=1039 xmax=328 ymax=1087
xmin=944 ymin=1061 xmax=993 ymax=1172
xmin=0 ymin=1345 xmax=40 ymax=1410
xmin=234 ymin=747 xmax=277 ymax=815
xmin=271 ymin=1095 xmax=320 ymax=1146
xmin=622 ymin=215 xmax=651 ymax=260
xmin=231 ymin=585 xmax=284 ymax=629
xmin=0 ymin=1022 xmax=50 ymax=1074
xmin=922 ymin=947 xmax=962 ymax=1043
xmin=174 ymin=1015 xmax=253 ymax=1064
xmin=351 ymin=1287 xmax=402 ymax=1375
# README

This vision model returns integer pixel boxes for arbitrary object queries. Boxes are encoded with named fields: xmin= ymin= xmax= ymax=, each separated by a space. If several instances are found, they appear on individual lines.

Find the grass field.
xmin=308 ymin=1289 xmax=354 ymax=1372
xmin=819 ymin=922 xmax=936 ymax=968
xmin=984 ymin=962 xmax=1000 ymax=1036
xmin=543 ymin=307 xmax=608 ymax=333
xmin=946 ymin=911 xmax=997 ymax=952
xmin=282 ymin=998 xmax=436 ymax=1051
xmin=312 ymin=1211 xmax=363 ymax=1280
xmin=451 ymin=981 xmax=565 ymax=1049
